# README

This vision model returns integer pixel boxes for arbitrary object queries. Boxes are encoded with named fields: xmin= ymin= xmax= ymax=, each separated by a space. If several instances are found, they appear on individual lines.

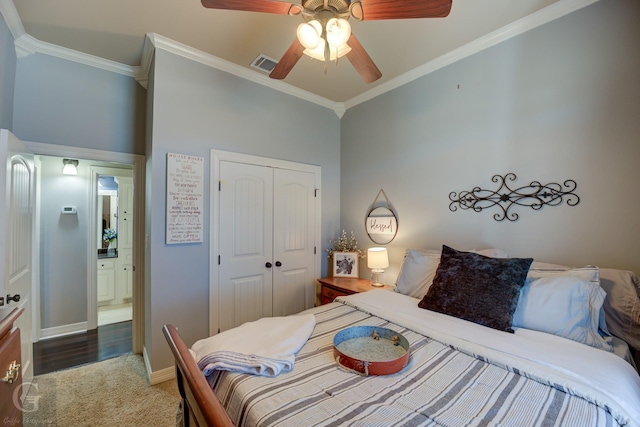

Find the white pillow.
xmin=395 ymin=249 xmax=440 ymax=298
xmin=599 ymin=268 xmax=640 ymax=352
xmin=515 ymin=267 xmax=612 ymax=351
xmin=470 ymin=248 xmax=509 ymax=258
xmin=530 ymin=261 xmax=571 ymax=269
xmin=527 ymin=266 xmax=610 ymax=334
xmin=527 ymin=265 xmax=600 ymax=283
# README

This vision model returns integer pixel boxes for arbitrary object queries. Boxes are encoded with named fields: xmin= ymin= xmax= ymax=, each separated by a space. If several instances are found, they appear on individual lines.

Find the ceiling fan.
xmin=201 ymin=0 xmax=452 ymax=83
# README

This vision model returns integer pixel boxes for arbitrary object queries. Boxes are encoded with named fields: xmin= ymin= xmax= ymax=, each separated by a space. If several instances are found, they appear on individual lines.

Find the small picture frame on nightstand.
xmin=333 ymin=252 xmax=359 ymax=278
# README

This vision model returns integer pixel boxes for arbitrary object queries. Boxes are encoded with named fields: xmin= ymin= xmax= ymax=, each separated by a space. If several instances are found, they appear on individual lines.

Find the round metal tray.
xmin=333 ymin=326 xmax=410 ymax=376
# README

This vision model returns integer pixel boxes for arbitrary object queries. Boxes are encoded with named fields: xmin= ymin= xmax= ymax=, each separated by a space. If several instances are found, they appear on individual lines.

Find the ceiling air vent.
xmin=251 ymin=54 xmax=278 ymax=73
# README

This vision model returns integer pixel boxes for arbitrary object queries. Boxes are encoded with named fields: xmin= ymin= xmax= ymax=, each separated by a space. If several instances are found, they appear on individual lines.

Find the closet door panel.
xmin=272 ymin=169 xmax=316 ymax=316
xmin=218 ymin=162 xmax=273 ymax=332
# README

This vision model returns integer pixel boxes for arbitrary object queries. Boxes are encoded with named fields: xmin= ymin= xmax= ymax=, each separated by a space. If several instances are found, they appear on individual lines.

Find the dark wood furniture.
xmin=318 ymin=277 xmax=393 ymax=305
xmin=1 ymin=307 xmax=24 ymax=427
xmin=163 ymin=324 xmax=234 ymax=427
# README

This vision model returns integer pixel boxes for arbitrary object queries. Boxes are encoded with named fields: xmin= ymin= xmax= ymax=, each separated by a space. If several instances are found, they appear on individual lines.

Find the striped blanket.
xmin=206 ymin=291 xmax=640 ymax=427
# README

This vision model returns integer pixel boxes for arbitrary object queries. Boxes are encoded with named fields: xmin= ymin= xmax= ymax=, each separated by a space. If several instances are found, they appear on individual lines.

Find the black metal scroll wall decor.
xmin=449 ymin=173 xmax=580 ymax=222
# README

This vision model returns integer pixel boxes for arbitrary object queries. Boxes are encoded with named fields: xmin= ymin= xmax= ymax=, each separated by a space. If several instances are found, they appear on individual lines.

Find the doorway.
xmin=24 ymin=140 xmax=144 ymax=372
xmin=93 ymin=169 xmax=134 ymax=328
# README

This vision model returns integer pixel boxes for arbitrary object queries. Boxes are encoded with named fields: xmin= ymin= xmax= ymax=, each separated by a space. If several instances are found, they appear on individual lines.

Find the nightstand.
xmin=318 ymin=277 xmax=393 ymax=305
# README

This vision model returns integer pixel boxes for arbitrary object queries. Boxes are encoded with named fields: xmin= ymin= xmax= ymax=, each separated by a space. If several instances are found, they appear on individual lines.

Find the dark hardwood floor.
xmin=33 ymin=320 xmax=132 ymax=375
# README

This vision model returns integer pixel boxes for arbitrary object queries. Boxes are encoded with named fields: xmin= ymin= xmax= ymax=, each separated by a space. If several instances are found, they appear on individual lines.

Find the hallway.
xmin=98 ymin=303 xmax=132 ymax=326
xmin=33 ymin=321 xmax=132 ymax=375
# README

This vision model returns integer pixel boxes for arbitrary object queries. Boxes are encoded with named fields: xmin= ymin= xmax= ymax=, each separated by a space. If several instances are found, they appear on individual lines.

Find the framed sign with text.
xmin=166 ymin=153 xmax=204 ymax=244
xmin=365 ymin=189 xmax=398 ymax=244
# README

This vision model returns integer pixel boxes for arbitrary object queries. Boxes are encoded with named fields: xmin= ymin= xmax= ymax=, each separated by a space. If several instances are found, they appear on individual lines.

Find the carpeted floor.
xmin=23 ymin=353 xmax=181 ymax=427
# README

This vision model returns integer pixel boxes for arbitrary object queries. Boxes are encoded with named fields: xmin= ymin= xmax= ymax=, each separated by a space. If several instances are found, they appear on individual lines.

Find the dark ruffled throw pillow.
xmin=418 ymin=245 xmax=533 ymax=333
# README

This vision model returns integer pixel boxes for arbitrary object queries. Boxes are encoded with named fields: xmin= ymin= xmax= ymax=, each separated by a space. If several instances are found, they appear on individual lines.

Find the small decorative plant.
xmin=103 ymin=228 xmax=117 ymax=244
xmin=326 ymin=229 xmax=366 ymax=259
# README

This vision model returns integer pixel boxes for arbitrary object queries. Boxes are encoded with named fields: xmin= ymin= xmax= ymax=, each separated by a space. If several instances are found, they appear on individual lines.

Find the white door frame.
xmin=89 ymin=165 xmax=133 ymax=329
xmin=24 ymin=141 xmax=145 ymax=353
xmin=209 ymin=149 xmax=322 ymax=336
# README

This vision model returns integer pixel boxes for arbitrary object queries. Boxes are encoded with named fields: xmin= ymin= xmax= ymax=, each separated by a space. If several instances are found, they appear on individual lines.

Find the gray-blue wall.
xmin=13 ymin=53 xmax=145 ymax=154
xmin=5 ymin=0 xmax=639 ymax=376
xmin=340 ymin=0 xmax=640 ymax=281
xmin=0 ymin=14 xmax=15 ymax=130
xmin=9 ymin=50 xmax=147 ymax=335
xmin=146 ymin=49 xmax=341 ymax=371
xmin=38 ymin=156 xmax=89 ymax=328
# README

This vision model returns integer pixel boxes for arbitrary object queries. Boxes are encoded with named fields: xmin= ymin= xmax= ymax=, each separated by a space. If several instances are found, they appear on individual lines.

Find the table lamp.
xmin=367 ymin=247 xmax=389 ymax=287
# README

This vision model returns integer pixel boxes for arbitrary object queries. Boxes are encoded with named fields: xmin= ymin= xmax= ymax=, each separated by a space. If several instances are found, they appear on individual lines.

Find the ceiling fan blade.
xmin=269 ymin=39 xmax=306 ymax=80
xmin=346 ymin=35 xmax=382 ymax=84
xmin=354 ymin=0 xmax=452 ymax=21
xmin=201 ymin=0 xmax=301 ymax=15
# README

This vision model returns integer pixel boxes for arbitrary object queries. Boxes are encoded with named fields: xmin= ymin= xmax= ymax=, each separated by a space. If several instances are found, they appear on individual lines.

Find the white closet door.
xmin=272 ymin=169 xmax=316 ymax=316
xmin=218 ymin=161 xmax=273 ymax=332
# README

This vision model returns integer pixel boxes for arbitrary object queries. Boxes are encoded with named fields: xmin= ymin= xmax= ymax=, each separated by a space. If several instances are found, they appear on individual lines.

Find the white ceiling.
xmin=8 ymin=0 xmax=593 ymax=103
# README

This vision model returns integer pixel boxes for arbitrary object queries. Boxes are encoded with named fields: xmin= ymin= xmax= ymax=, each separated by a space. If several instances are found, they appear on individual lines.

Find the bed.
xmin=163 ymin=246 xmax=640 ymax=427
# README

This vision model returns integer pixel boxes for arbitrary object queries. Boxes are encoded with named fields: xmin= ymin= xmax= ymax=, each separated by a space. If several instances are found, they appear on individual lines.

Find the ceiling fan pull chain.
xmin=324 ymin=40 xmax=330 ymax=74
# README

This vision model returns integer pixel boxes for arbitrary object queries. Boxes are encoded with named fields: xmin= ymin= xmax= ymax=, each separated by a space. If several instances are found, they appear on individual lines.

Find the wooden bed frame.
xmin=162 ymin=324 xmax=235 ymax=427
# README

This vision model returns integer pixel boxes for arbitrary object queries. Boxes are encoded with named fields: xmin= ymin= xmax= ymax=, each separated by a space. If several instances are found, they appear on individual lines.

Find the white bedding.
xmin=192 ymin=313 xmax=316 ymax=377
xmin=337 ymin=289 xmax=640 ymax=427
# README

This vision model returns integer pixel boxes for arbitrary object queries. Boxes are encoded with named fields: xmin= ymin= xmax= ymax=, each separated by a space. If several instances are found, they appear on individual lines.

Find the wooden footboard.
xmin=162 ymin=324 xmax=235 ymax=427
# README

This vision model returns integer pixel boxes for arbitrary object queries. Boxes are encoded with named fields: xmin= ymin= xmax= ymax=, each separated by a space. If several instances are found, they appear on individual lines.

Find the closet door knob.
xmin=275 ymin=261 xmax=282 ymax=267
xmin=265 ymin=262 xmax=272 ymax=268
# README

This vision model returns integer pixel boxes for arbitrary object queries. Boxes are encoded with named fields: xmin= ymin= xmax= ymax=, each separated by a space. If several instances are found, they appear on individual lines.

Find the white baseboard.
xmin=40 ymin=321 xmax=88 ymax=340
xmin=143 ymin=346 xmax=175 ymax=385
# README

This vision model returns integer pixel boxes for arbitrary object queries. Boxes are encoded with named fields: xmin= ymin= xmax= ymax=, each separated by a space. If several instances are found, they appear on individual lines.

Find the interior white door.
xmin=0 ymin=129 xmax=35 ymax=396
xmin=117 ymin=177 xmax=134 ymax=249
xmin=272 ymin=169 xmax=316 ymax=316
xmin=218 ymin=161 xmax=274 ymax=332
xmin=217 ymin=161 xmax=317 ymax=332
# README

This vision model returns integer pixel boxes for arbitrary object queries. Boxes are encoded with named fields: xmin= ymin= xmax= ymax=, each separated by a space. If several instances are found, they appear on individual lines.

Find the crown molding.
xmin=0 ymin=0 xmax=24 ymax=40
xmin=345 ymin=0 xmax=600 ymax=109
xmin=136 ymin=33 xmax=156 ymax=90
xmin=13 ymin=33 xmax=140 ymax=77
xmin=2 ymin=0 xmax=598 ymax=117
xmin=145 ymin=33 xmax=346 ymax=118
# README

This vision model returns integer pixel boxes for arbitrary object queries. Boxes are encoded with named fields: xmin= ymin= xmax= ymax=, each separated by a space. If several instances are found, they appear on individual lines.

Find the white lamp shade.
xmin=367 ymin=247 xmax=389 ymax=269
xmin=325 ymin=18 xmax=351 ymax=47
xmin=302 ymin=39 xmax=351 ymax=61
xmin=297 ymin=20 xmax=322 ymax=50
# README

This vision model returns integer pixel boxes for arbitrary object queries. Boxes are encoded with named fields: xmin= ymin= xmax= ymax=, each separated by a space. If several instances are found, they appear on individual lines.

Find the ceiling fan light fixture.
xmin=349 ymin=1 xmax=364 ymax=20
xmin=325 ymin=18 xmax=351 ymax=47
xmin=303 ymin=39 xmax=351 ymax=62
xmin=297 ymin=20 xmax=322 ymax=50
xmin=202 ymin=0 xmax=451 ymax=83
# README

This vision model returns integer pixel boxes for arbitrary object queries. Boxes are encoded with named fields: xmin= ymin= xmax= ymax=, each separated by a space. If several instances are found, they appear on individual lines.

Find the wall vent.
xmin=251 ymin=54 xmax=278 ymax=73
